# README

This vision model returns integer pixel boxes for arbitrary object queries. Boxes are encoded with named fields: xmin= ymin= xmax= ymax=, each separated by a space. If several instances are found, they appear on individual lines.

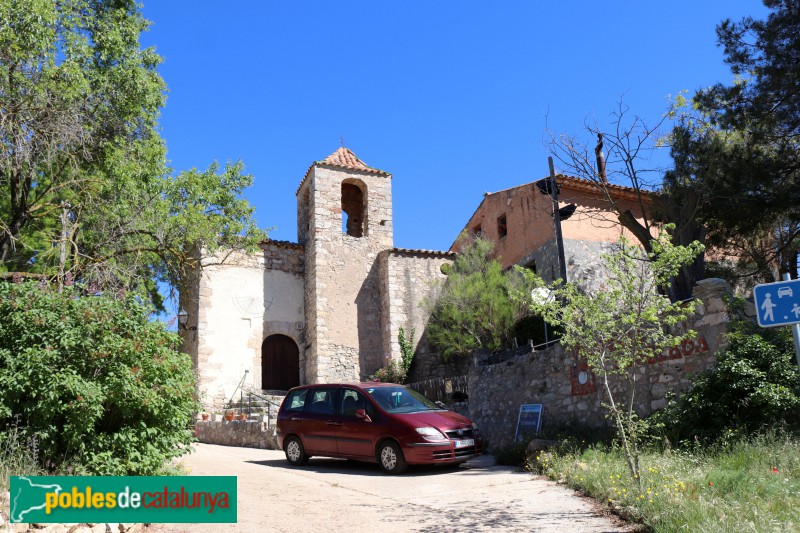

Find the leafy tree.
xmin=0 ymin=0 xmax=165 ymax=266
xmin=0 ymin=281 xmax=199 ymax=475
xmin=545 ymin=100 xmax=706 ymax=300
xmin=666 ymin=0 xmax=800 ymax=283
xmin=518 ymin=229 xmax=703 ymax=486
xmin=427 ymin=235 xmax=532 ymax=361
xmin=0 ymin=0 xmax=266 ymax=304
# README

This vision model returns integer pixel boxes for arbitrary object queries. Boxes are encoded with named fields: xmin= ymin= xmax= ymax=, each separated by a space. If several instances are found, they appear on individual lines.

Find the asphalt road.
xmin=145 ymin=443 xmax=633 ymax=533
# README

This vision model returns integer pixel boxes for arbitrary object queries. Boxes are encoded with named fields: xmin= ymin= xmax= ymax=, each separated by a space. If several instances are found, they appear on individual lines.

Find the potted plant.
xmin=224 ymin=409 xmax=235 ymax=421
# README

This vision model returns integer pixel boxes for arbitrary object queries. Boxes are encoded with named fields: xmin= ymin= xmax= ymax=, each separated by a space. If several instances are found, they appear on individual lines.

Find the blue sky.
xmin=140 ymin=1 xmax=767 ymax=253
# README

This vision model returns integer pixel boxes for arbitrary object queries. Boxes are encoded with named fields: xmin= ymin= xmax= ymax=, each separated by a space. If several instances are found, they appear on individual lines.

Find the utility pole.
xmin=548 ymin=157 xmax=568 ymax=282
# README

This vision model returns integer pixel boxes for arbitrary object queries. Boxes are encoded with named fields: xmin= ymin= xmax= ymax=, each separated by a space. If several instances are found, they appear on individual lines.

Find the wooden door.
xmin=261 ymin=334 xmax=299 ymax=391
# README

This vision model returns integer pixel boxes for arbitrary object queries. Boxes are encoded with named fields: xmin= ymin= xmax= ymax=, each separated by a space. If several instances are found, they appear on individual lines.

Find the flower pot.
xmin=201 ymin=413 xmax=210 ymax=421
xmin=237 ymin=413 xmax=248 ymax=421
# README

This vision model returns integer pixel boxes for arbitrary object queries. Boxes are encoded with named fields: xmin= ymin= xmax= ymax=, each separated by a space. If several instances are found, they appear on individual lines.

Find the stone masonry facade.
xmin=184 ymin=148 xmax=457 ymax=408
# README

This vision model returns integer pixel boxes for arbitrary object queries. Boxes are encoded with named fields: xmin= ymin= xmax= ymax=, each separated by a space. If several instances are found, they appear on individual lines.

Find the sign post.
xmin=753 ymin=274 xmax=800 ymax=368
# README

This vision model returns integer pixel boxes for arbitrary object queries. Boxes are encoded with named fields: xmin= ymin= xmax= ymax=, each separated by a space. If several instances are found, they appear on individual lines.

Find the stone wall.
xmin=468 ymin=278 xmax=732 ymax=449
xmin=262 ymin=240 xmax=304 ymax=275
xmin=380 ymin=248 xmax=458 ymax=381
xmin=302 ymin=165 xmax=394 ymax=383
xmin=189 ymin=246 xmax=305 ymax=410
xmin=195 ymin=420 xmax=279 ymax=450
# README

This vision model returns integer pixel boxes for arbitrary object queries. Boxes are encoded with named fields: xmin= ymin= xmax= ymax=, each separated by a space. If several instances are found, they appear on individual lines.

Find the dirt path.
xmin=146 ymin=443 xmax=633 ymax=533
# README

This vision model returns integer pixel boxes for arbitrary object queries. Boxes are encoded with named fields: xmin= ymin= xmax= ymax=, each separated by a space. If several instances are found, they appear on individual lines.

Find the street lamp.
xmin=177 ymin=308 xmax=189 ymax=330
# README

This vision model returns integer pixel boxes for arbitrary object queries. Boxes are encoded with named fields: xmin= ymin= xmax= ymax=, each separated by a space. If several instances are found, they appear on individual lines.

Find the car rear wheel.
xmin=377 ymin=440 xmax=407 ymax=474
xmin=285 ymin=436 xmax=308 ymax=466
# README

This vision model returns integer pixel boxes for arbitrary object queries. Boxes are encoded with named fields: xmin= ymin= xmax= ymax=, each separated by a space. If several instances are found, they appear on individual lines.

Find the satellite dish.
xmin=531 ymin=287 xmax=554 ymax=305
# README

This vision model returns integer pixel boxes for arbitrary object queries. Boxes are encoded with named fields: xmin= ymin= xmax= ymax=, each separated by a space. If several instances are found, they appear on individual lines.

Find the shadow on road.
xmin=246 ymin=456 xmax=522 ymax=477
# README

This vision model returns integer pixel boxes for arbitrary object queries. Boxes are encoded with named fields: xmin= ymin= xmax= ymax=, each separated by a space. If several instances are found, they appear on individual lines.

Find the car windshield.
xmin=364 ymin=386 xmax=442 ymax=414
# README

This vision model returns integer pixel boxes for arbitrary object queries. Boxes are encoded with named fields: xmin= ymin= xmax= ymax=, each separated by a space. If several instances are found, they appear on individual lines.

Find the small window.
xmin=307 ymin=387 xmax=337 ymax=415
xmin=497 ymin=214 xmax=507 ymax=238
xmin=284 ymin=389 xmax=308 ymax=412
xmin=472 ymin=224 xmax=482 ymax=236
xmin=341 ymin=388 xmax=369 ymax=418
xmin=342 ymin=182 xmax=365 ymax=237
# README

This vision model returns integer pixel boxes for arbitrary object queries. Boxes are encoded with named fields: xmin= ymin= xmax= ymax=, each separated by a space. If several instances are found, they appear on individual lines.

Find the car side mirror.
xmin=355 ymin=409 xmax=372 ymax=423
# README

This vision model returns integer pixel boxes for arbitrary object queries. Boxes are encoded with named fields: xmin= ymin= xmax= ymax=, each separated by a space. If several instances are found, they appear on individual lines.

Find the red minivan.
xmin=276 ymin=383 xmax=482 ymax=474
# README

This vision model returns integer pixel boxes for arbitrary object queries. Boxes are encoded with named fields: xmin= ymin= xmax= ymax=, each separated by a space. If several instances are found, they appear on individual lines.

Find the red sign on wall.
xmin=649 ymin=335 xmax=709 ymax=364
xmin=568 ymin=335 xmax=710 ymax=397
xmin=570 ymin=359 xmax=596 ymax=397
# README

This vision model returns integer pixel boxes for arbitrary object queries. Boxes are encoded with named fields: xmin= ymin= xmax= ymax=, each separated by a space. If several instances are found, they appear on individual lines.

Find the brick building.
xmin=452 ymin=175 xmax=654 ymax=292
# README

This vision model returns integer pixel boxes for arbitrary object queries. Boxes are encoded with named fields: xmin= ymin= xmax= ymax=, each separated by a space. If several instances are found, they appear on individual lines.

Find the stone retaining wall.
xmin=468 ymin=278 xmax=732 ymax=449
xmin=195 ymin=420 xmax=279 ymax=450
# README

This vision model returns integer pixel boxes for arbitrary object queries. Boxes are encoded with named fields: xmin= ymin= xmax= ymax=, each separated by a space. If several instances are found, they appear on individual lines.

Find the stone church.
xmin=180 ymin=148 xmax=454 ymax=407
xmin=181 ymin=146 xmax=658 ymax=408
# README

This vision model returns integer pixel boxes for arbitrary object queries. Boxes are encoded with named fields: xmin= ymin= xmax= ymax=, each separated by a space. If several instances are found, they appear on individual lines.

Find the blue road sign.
xmin=753 ymin=279 xmax=800 ymax=328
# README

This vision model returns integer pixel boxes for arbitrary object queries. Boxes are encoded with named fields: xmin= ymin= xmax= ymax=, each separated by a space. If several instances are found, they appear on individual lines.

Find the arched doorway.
xmin=261 ymin=334 xmax=300 ymax=391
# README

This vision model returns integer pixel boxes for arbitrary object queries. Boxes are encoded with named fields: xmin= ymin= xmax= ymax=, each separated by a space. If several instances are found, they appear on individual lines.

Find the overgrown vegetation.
xmin=0 ymin=282 xmax=199 ymax=477
xmin=518 ymin=229 xmax=703 ymax=486
xmin=426 ymin=235 xmax=532 ymax=360
xmin=0 ymin=417 xmax=42 ymax=492
xmin=648 ymin=314 xmax=800 ymax=446
xmin=370 ymin=327 xmax=416 ymax=383
xmin=530 ymin=432 xmax=800 ymax=532
xmin=525 ymin=294 xmax=800 ymax=530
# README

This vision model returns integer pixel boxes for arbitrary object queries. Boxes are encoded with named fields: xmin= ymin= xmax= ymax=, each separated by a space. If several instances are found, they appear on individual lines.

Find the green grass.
xmin=529 ymin=432 xmax=800 ymax=532
xmin=0 ymin=418 xmax=44 ymax=493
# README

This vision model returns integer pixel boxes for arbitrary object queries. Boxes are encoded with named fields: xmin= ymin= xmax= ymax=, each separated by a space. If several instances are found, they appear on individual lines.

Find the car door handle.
xmin=290 ymin=417 xmax=303 ymax=422
xmin=326 ymin=421 xmax=342 ymax=426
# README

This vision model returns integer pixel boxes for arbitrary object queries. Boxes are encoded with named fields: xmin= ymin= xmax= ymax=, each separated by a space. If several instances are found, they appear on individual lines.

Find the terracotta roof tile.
xmin=557 ymin=174 xmax=654 ymax=203
xmin=318 ymin=147 xmax=389 ymax=175
xmin=297 ymin=147 xmax=390 ymax=195
xmin=388 ymin=247 xmax=456 ymax=258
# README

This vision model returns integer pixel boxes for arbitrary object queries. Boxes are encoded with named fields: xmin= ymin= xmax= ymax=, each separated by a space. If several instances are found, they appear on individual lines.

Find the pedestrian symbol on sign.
xmin=761 ymin=293 xmax=776 ymax=323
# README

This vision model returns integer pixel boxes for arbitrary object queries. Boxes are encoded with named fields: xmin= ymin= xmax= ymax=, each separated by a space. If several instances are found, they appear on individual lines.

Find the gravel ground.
xmin=144 ymin=443 xmax=636 ymax=533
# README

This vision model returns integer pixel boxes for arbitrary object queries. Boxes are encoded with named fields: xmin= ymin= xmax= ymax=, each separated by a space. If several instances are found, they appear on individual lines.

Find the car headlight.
xmin=415 ymin=427 xmax=447 ymax=441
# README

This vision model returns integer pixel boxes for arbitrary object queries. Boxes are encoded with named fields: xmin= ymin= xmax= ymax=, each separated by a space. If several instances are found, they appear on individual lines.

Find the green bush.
xmin=0 ymin=282 xmax=199 ymax=475
xmin=647 ymin=318 xmax=800 ymax=445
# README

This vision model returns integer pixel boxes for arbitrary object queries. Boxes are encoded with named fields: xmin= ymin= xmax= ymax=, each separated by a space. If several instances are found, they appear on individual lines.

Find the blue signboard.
xmin=515 ymin=404 xmax=543 ymax=441
xmin=753 ymin=279 xmax=800 ymax=328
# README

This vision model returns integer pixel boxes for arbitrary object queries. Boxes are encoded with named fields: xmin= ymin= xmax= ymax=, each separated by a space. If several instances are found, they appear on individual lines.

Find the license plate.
xmin=454 ymin=439 xmax=474 ymax=448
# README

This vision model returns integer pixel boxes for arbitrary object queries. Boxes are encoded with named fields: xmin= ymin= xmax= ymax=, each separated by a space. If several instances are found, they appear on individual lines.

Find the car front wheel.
xmin=285 ymin=436 xmax=309 ymax=466
xmin=377 ymin=440 xmax=407 ymax=474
